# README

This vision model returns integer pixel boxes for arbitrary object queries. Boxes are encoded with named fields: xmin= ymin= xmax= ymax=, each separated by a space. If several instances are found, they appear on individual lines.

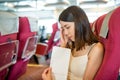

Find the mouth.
xmin=68 ymin=36 xmax=72 ymax=41
xmin=68 ymin=36 xmax=75 ymax=41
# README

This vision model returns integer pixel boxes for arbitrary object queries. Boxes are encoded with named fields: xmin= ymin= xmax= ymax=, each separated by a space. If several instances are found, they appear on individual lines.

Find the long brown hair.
xmin=59 ymin=6 xmax=98 ymax=51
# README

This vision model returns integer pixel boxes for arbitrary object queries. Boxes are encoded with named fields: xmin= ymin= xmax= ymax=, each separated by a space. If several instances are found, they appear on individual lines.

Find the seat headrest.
xmin=0 ymin=11 xmax=19 ymax=36
xmin=99 ymin=10 xmax=114 ymax=38
xmin=27 ymin=17 xmax=38 ymax=32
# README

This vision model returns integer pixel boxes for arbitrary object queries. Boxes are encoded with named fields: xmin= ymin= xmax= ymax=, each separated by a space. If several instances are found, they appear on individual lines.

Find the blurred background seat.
xmin=0 ymin=11 xmax=19 ymax=80
xmin=7 ymin=17 xmax=38 ymax=80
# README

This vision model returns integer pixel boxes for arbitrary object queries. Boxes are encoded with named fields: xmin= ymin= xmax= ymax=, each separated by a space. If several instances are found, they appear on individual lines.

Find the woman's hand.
xmin=60 ymin=28 xmax=68 ymax=47
xmin=42 ymin=67 xmax=52 ymax=80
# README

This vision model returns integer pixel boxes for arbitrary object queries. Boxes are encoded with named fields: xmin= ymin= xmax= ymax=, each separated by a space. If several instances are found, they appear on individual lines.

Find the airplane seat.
xmin=16 ymin=22 xmax=60 ymax=80
xmin=91 ymin=14 xmax=106 ymax=36
xmin=46 ymin=22 xmax=60 ymax=55
xmin=92 ymin=14 xmax=107 ymax=46
xmin=17 ymin=17 xmax=38 ymax=59
xmin=92 ymin=6 xmax=120 ymax=80
xmin=35 ymin=22 xmax=60 ymax=60
xmin=0 ymin=11 xmax=19 ymax=80
xmin=7 ymin=17 xmax=38 ymax=80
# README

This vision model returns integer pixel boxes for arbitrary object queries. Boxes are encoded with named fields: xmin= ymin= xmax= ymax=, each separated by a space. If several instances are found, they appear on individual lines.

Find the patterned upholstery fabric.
xmin=8 ymin=17 xmax=37 ymax=80
xmin=92 ymin=7 xmax=120 ymax=80
xmin=0 ymin=11 xmax=18 ymax=80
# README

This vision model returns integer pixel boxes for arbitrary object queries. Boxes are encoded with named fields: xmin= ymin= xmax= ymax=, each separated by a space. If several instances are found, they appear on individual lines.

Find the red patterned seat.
xmin=46 ymin=22 xmax=60 ymax=55
xmin=7 ymin=17 xmax=38 ymax=80
xmin=0 ymin=11 xmax=19 ymax=80
xmin=92 ymin=6 xmax=120 ymax=80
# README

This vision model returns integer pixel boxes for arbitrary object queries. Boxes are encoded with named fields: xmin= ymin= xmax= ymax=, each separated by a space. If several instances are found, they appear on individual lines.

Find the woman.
xmin=42 ymin=5 xmax=104 ymax=80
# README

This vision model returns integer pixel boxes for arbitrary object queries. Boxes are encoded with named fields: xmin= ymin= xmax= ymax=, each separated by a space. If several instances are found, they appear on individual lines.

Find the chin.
xmin=69 ymin=37 xmax=74 ymax=42
xmin=71 ymin=39 xmax=75 ymax=42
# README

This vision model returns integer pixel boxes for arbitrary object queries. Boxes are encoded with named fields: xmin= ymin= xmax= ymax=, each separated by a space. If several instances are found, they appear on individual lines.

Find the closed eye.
xmin=66 ymin=26 xmax=70 ymax=29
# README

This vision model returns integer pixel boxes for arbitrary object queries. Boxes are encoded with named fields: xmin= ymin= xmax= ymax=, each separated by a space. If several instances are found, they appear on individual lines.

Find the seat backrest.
xmin=92 ymin=6 xmax=120 ymax=80
xmin=7 ymin=17 xmax=38 ymax=80
xmin=0 ymin=11 xmax=19 ymax=80
xmin=46 ymin=22 xmax=60 ymax=55
xmin=0 ymin=11 xmax=19 ymax=43
xmin=17 ymin=17 xmax=37 ymax=59
xmin=21 ymin=36 xmax=38 ymax=61
xmin=91 ymin=14 xmax=106 ymax=36
xmin=0 ymin=41 xmax=18 ymax=71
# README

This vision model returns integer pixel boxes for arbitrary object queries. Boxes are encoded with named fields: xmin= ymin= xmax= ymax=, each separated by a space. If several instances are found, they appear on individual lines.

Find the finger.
xmin=48 ymin=67 xmax=52 ymax=76
xmin=42 ymin=68 xmax=50 ymax=79
xmin=42 ymin=72 xmax=46 ymax=79
xmin=64 ymin=35 xmax=68 ymax=42
xmin=60 ymin=29 xmax=65 ymax=47
xmin=44 ymin=68 xmax=50 ymax=73
xmin=49 ymin=67 xmax=52 ymax=72
xmin=48 ymin=67 xmax=53 ymax=80
xmin=60 ymin=28 xmax=64 ymax=41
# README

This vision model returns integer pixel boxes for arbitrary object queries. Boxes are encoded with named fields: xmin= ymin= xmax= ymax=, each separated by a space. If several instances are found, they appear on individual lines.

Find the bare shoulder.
xmin=93 ymin=42 xmax=104 ymax=51
xmin=84 ymin=42 xmax=104 ymax=79
xmin=88 ymin=42 xmax=104 ymax=59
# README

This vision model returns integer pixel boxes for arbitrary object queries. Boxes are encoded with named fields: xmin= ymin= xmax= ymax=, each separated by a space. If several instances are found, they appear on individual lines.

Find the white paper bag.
xmin=50 ymin=46 xmax=71 ymax=80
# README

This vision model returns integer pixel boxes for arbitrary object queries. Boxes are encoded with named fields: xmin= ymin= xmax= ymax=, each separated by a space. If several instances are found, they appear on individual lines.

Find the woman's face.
xmin=60 ymin=21 xmax=75 ymax=41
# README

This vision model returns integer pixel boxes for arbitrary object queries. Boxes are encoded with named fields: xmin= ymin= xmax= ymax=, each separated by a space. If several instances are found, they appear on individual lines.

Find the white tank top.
xmin=67 ymin=43 xmax=96 ymax=80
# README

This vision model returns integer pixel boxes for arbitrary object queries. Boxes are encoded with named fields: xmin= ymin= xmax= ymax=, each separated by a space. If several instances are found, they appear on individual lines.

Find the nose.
xmin=64 ymin=29 xmax=69 ymax=37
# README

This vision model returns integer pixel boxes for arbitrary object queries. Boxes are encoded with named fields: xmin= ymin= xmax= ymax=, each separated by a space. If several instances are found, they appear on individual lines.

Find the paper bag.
xmin=50 ymin=46 xmax=71 ymax=80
